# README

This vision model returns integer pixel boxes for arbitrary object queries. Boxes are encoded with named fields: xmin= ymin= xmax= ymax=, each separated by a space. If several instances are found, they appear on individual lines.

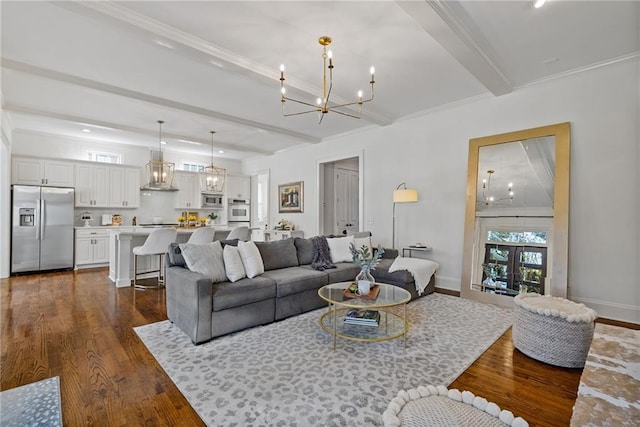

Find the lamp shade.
xmin=393 ymin=188 xmax=418 ymax=203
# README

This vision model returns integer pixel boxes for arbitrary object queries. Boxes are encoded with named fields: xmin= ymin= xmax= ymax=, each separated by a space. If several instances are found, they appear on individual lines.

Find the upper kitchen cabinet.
xmin=75 ymin=164 xmax=110 ymax=207
xmin=109 ymin=167 xmax=141 ymax=208
xmin=173 ymin=171 xmax=201 ymax=209
xmin=227 ymin=174 xmax=251 ymax=199
xmin=12 ymin=157 xmax=75 ymax=187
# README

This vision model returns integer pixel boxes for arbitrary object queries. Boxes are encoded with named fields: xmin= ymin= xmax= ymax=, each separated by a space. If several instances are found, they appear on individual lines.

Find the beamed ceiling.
xmin=2 ymin=1 xmax=638 ymax=160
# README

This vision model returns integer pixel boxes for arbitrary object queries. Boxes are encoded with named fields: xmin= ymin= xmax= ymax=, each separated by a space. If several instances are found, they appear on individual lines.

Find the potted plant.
xmin=349 ymin=243 xmax=384 ymax=295
xmin=207 ymin=212 xmax=218 ymax=225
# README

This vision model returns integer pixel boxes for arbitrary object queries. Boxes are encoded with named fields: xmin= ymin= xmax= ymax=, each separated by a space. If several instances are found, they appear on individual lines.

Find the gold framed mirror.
xmin=461 ymin=123 xmax=570 ymax=307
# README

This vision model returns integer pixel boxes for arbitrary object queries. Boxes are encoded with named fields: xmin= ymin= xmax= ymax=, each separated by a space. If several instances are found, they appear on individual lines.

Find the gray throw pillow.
xmin=166 ymin=242 xmax=186 ymax=268
xmin=255 ymin=238 xmax=299 ymax=271
xmin=294 ymin=237 xmax=314 ymax=265
xmin=179 ymin=241 xmax=226 ymax=283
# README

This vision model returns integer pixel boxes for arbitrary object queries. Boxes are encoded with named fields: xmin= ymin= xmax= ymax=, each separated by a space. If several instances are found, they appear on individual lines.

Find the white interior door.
xmin=334 ymin=168 xmax=359 ymax=235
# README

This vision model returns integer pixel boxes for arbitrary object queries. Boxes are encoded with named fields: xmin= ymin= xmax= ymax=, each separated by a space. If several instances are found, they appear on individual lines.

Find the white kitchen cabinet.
xmin=75 ymin=164 xmax=110 ymax=207
xmin=12 ymin=157 xmax=75 ymax=187
xmin=226 ymin=174 xmax=251 ymax=199
xmin=109 ymin=167 xmax=140 ymax=208
xmin=173 ymin=172 xmax=201 ymax=209
xmin=264 ymin=230 xmax=304 ymax=241
xmin=75 ymin=229 xmax=110 ymax=267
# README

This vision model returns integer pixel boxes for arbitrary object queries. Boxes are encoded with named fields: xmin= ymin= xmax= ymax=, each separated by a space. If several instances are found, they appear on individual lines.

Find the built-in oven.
xmin=201 ymin=192 xmax=224 ymax=208
xmin=228 ymin=198 xmax=250 ymax=222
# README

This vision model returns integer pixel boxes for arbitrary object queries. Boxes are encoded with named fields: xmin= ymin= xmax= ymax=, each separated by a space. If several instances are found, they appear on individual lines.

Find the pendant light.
xmin=142 ymin=120 xmax=177 ymax=191
xmin=204 ymin=131 xmax=226 ymax=193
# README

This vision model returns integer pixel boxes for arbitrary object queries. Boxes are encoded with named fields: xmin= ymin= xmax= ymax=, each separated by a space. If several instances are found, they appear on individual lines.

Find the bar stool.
xmin=133 ymin=228 xmax=177 ymax=289
xmin=227 ymin=226 xmax=250 ymax=241
xmin=187 ymin=227 xmax=215 ymax=244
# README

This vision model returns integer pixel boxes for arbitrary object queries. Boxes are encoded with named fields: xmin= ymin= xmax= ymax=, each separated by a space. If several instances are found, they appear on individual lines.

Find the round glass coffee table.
xmin=317 ymin=282 xmax=411 ymax=350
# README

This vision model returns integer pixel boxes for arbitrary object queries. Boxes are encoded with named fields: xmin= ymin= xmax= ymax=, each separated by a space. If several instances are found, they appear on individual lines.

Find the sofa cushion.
xmin=255 ymin=238 xmax=299 ymax=271
xmin=261 ymin=267 xmax=328 ymax=298
xmin=237 ymin=241 xmax=264 ymax=278
xmin=327 ymin=235 xmax=355 ymax=263
xmin=294 ymin=237 xmax=314 ymax=265
xmin=372 ymin=258 xmax=414 ymax=284
xmin=300 ymin=262 xmax=360 ymax=284
xmin=212 ymin=276 xmax=276 ymax=311
xmin=179 ymin=241 xmax=226 ymax=283
xmin=223 ymin=245 xmax=246 ymax=282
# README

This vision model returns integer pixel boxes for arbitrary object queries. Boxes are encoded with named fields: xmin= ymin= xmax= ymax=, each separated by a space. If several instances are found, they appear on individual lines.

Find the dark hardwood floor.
xmin=1 ymin=268 xmax=634 ymax=426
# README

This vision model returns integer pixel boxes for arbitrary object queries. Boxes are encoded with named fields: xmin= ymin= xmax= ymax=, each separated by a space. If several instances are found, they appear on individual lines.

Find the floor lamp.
xmin=392 ymin=183 xmax=418 ymax=249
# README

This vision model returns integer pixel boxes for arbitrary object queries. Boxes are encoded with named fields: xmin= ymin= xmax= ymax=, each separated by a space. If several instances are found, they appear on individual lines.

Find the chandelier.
xmin=480 ymin=170 xmax=514 ymax=206
xmin=204 ymin=131 xmax=226 ymax=193
xmin=143 ymin=120 xmax=176 ymax=190
xmin=279 ymin=36 xmax=375 ymax=124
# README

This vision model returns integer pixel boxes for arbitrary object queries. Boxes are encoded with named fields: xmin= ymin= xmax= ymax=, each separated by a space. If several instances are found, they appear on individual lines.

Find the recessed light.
xmin=161 ymin=141 xmax=167 ymax=145
xmin=81 ymin=128 xmax=91 ymax=133
xmin=154 ymin=39 xmax=174 ymax=49
xmin=218 ymin=150 xmax=224 ymax=154
xmin=534 ymin=0 xmax=546 ymax=8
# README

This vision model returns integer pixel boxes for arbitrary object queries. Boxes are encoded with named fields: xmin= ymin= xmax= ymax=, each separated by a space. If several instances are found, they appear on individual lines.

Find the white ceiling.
xmin=2 ymin=1 xmax=638 ymax=160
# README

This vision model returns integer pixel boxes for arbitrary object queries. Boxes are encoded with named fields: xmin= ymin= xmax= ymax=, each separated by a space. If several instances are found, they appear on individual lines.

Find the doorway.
xmin=317 ymin=154 xmax=363 ymax=236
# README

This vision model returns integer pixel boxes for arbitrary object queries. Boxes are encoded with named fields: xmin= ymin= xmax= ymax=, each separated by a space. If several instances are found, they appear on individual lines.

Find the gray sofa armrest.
xmin=381 ymin=248 xmax=398 ymax=259
xmin=166 ymin=266 xmax=214 ymax=345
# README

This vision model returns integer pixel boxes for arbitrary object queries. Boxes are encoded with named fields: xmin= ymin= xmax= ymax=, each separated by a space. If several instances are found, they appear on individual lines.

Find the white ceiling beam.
xmin=396 ymin=0 xmax=512 ymax=96
xmin=1 ymin=58 xmax=319 ymax=144
xmin=4 ymin=104 xmax=275 ymax=156
xmin=62 ymin=1 xmax=393 ymax=127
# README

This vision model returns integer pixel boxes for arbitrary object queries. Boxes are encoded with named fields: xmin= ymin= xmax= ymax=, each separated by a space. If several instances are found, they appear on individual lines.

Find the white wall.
xmin=244 ymin=59 xmax=640 ymax=324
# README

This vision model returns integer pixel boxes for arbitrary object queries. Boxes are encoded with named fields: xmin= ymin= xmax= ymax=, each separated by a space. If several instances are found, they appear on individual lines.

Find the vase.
xmin=355 ymin=268 xmax=375 ymax=295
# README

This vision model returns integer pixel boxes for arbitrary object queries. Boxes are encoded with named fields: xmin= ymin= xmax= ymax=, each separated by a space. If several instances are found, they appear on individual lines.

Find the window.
xmin=182 ymin=162 xmax=206 ymax=172
xmin=84 ymin=150 xmax=122 ymax=164
xmin=482 ymin=241 xmax=547 ymax=295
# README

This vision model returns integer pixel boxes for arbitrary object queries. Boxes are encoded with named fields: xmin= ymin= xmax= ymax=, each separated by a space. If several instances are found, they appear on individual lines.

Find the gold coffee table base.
xmin=318 ymin=282 xmax=411 ymax=350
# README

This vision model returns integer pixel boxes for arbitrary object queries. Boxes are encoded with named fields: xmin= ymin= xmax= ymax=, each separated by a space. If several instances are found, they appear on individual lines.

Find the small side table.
xmin=402 ymin=246 xmax=432 ymax=258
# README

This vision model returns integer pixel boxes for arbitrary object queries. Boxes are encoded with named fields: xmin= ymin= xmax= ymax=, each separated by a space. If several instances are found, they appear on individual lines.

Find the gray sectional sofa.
xmin=165 ymin=236 xmax=435 ymax=344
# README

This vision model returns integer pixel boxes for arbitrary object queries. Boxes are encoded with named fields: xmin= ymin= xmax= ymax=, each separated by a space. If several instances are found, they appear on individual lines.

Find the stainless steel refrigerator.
xmin=11 ymin=185 xmax=75 ymax=274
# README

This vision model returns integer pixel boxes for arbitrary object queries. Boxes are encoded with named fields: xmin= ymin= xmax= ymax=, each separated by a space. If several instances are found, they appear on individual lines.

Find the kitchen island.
xmin=107 ymin=226 xmax=231 ymax=287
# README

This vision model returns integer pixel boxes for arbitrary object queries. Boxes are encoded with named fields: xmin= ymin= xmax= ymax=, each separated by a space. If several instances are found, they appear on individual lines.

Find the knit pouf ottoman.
xmin=513 ymin=293 xmax=597 ymax=368
xmin=382 ymin=385 xmax=528 ymax=427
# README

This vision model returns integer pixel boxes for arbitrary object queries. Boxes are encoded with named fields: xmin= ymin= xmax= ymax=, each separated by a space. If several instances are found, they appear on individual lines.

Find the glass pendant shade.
xmin=205 ymin=130 xmax=226 ymax=193
xmin=143 ymin=120 xmax=176 ymax=190
xmin=204 ymin=164 xmax=226 ymax=193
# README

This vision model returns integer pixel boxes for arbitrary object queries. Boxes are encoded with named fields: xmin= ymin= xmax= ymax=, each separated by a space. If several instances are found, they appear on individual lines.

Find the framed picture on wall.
xmin=278 ymin=181 xmax=304 ymax=213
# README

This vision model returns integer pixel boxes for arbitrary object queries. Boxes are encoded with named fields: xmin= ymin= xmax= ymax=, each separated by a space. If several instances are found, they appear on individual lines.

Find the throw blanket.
xmin=389 ymin=257 xmax=439 ymax=295
xmin=311 ymin=236 xmax=336 ymax=271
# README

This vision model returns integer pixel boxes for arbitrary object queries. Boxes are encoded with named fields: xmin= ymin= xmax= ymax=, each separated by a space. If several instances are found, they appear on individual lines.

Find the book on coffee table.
xmin=344 ymin=309 xmax=380 ymax=326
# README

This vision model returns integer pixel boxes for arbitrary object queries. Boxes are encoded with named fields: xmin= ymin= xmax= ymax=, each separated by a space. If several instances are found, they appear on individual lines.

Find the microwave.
xmin=201 ymin=192 xmax=224 ymax=208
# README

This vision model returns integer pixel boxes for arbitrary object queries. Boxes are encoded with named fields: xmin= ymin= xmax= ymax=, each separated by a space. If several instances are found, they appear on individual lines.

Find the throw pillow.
xmin=255 ymin=238 xmax=299 ymax=271
xmin=237 ymin=240 xmax=265 ymax=278
xmin=179 ymin=241 xmax=226 ymax=283
xmin=327 ymin=235 xmax=355 ymax=263
xmin=223 ymin=245 xmax=246 ymax=282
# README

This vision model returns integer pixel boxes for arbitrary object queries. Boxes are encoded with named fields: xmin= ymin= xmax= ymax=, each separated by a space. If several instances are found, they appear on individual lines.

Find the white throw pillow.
xmin=179 ymin=241 xmax=226 ymax=283
xmin=327 ymin=235 xmax=355 ymax=263
xmin=354 ymin=236 xmax=373 ymax=255
xmin=237 ymin=240 xmax=264 ymax=278
xmin=223 ymin=245 xmax=246 ymax=282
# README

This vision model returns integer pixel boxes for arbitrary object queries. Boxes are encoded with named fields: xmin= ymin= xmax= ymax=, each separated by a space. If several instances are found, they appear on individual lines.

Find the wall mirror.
xmin=461 ymin=123 xmax=570 ymax=307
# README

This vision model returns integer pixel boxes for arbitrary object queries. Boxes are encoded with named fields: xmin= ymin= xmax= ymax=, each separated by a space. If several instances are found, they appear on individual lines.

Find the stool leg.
xmin=158 ymin=254 xmax=165 ymax=287
xmin=133 ymin=254 xmax=138 ymax=287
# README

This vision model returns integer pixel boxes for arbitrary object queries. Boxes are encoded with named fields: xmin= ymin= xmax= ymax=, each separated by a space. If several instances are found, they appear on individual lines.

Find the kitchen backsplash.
xmin=74 ymin=191 xmax=222 ymax=227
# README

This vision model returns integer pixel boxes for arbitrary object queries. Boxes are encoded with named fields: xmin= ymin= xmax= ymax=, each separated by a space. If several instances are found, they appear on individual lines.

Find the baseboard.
xmin=570 ymin=296 xmax=639 ymax=326
xmin=596 ymin=317 xmax=640 ymax=330
xmin=435 ymin=287 xmax=460 ymax=297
